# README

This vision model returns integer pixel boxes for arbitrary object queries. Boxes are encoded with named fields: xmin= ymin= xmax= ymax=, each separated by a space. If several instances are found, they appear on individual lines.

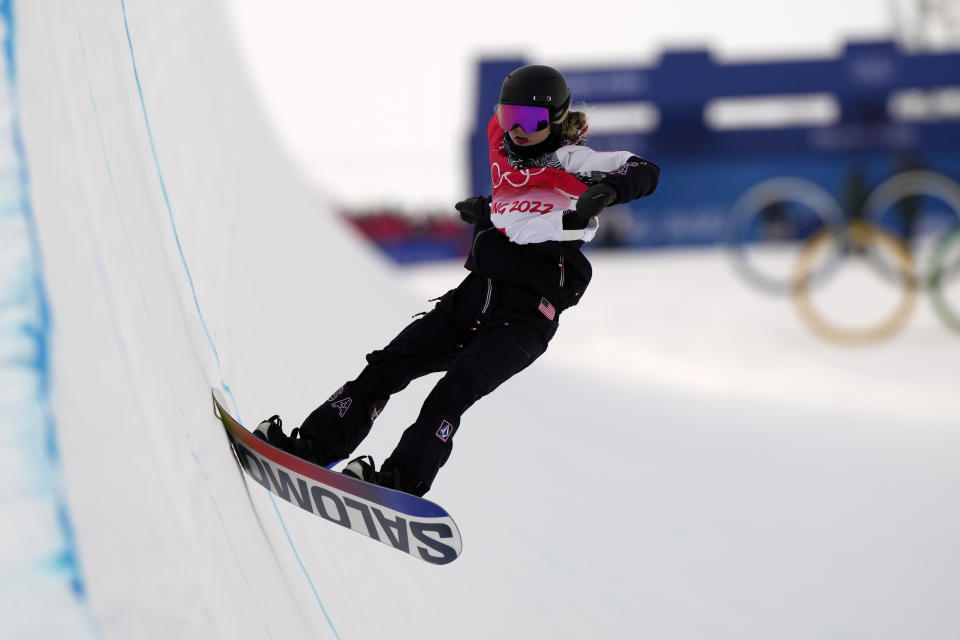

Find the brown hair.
xmin=560 ymin=110 xmax=588 ymax=142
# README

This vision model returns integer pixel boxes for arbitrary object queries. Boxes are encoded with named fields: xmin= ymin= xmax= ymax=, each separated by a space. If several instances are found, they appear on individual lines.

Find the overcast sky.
xmin=223 ymin=0 xmax=898 ymax=211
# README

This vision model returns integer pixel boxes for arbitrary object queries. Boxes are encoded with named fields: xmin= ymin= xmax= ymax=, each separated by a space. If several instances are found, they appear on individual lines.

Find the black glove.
xmin=574 ymin=184 xmax=618 ymax=220
xmin=455 ymin=196 xmax=490 ymax=224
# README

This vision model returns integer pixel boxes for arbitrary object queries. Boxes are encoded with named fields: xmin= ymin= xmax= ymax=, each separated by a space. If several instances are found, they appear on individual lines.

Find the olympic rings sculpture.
xmin=725 ymin=170 xmax=960 ymax=345
xmin=791 ymin=221 xmax=918 ymax=345
xmin=929 ymin=225 xmax=960 ymax=334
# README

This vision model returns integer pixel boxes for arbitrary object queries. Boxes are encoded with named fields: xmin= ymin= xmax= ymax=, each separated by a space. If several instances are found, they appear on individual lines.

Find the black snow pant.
xmin=297 ymin=272 xmax=559 ymax=496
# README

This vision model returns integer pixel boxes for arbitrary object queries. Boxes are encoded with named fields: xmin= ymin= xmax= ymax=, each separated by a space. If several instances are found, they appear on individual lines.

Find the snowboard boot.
xmin=255 ymin=415 xmax=332 ymax=466
xmin=342 ymin=455 xmax=394 ymax=489
xmin=253 ymin=415 xmax=282 ymax=443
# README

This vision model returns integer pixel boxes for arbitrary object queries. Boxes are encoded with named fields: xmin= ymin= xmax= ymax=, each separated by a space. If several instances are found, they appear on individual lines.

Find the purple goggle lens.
xmin=498 ymin=104 xmax=551 ymax=133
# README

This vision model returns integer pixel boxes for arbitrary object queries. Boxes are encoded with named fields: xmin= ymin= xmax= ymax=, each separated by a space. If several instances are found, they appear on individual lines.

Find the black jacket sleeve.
xmin=599 ymin=156 xmax=660 ymax=204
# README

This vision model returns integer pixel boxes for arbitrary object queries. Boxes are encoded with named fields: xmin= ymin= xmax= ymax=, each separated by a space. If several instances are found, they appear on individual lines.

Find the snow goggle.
xmin=498 ymin=104 xmax=551 ymax=133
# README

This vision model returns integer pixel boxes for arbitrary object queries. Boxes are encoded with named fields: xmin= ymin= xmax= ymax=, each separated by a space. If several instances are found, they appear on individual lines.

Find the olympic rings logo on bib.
xmin=491 ymin=161 xmax=546 ymax=189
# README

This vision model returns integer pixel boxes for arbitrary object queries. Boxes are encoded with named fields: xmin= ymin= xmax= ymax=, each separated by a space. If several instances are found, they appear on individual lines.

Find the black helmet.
xmin=499 ymin=64 xmax=570 ymax=123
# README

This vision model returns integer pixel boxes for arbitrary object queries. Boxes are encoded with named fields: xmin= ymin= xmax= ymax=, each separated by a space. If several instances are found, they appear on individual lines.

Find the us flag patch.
xmin=538 ymin=297 xmax=556 ymax=321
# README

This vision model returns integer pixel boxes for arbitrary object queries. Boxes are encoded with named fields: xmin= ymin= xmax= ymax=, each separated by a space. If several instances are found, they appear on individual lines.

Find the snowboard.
xmin=211 ymin=388 xmax=462 ymax=565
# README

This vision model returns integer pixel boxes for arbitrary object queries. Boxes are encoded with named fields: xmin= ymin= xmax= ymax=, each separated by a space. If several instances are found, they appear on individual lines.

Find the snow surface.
xmin=9 ymin=0 xmax=959 ymax=638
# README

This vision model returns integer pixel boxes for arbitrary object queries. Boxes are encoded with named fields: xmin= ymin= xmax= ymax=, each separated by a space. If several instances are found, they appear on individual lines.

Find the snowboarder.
xmin=256 ymin=64 xmax=660 ymax=497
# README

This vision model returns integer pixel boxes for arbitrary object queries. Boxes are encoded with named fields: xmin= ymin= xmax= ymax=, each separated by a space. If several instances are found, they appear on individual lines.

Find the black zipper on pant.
xmin=559 ymin=255 xmax=565 ymax=287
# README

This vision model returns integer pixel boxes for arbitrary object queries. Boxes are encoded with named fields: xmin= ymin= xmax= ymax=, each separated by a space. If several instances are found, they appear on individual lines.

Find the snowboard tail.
xmin=211 ymin=388 xmax=461 ymax=564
